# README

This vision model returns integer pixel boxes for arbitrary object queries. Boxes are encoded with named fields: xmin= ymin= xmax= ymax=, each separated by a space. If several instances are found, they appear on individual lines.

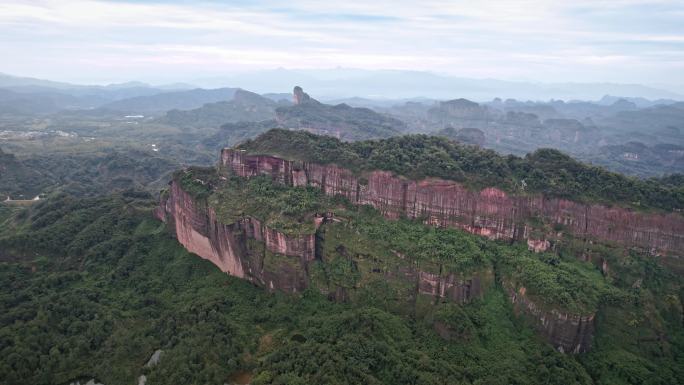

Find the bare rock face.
xmin=222 ymin=149 xmax=684 ymax=256
xmin=145 ymin=349 xmax=163 ymax=367
xmin=527 ymin=239 xmax=550 ymax=253
xmin=293 ymin=86 xmax=312 ymax=105
xmin=157 ymin=180 xmax=314 ymax=292
xmin=416 ymin=270 xmax=492 ymax=304
xmin=506 ymin=284 xmax=594 ymax=353
xmin=157 ymin=176 xmax=491 ymax=303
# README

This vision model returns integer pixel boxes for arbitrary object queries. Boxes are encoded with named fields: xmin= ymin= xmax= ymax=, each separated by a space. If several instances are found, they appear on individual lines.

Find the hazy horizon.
xmin=1 ymin=0 xmax=683 ymax=91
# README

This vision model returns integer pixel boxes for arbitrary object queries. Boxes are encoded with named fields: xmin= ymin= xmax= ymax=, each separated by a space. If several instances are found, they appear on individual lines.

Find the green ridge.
xmin=238 ymin=129 xmax=684 ymax=211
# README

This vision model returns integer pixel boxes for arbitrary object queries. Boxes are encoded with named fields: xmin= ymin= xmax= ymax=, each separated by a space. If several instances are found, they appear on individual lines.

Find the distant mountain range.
xmin=158 ymin=89 xmax=283 ymax=128
xmin=101 ymin=88 xmax=240 ymax=114
xmin=3 ymin=70 xmax=682 ymax=105
xmin=1 ymin=71 xmax=682 ymax=116
xmin=0 ymin=72 xmax=195 ymax=112
xmin=191 ymin=68 xmax=684 ymax=101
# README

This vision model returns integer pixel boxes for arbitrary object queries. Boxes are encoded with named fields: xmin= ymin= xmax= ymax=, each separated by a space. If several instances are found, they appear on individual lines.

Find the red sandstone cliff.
xmin=157 ymin=179 xmax=489 ymax=303
xmin=158 ymin=167 xmax=601 ymax=353
xmin=157 ymin=180 xmax=315 ymax=292
xmin=222 ymin=148 xmax=684 ymax=256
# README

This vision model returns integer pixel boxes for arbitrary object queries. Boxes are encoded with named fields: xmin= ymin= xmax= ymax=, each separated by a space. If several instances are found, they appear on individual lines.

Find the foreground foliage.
xmin=0 ymin=189 xmax=680 ymax=384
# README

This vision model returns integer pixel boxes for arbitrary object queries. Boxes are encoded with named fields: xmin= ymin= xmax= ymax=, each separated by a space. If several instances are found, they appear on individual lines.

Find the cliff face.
xmin=157 ymin=179 xmax=489 ymax=303
xmin=222 ymin=149 xmax=684 ymax=256
xmin=156 ymin=181 xmax=315 ymax=292
xmin=506 ymin=284 xmax=595 ymax=353
xmin=416 ymin=270 xmax=488 ymax=304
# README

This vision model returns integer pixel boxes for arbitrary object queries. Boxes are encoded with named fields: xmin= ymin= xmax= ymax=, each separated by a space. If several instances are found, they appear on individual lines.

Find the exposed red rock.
xmin=527 ymin=239 xmax=551 ymax=253
xmin=292 ymin=86 xmax=312 ymax=105
xmin=157 ymin=180 xmax=314 ymax=292
xmin=157 ymin=178 xmax=489 ymax=303
xmin=159 ymin=148 xmax=683 ymax=353
xmin=222 ymin=148 xmax=684 ymax=256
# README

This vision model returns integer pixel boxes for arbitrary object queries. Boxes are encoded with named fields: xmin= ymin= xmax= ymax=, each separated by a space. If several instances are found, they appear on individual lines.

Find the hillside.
xmin=101 ymin=88 xmax=239 ymax=113
xmin=157 ymin=89 xmax=280 ymax=128
xmin=0 ymin=193 xmax=618 ymax=385
xmin=435 ymin=126 xmax=486 ymax=146
xmin=274 ymin=87 xmax=407 ymax=141
xmin=0 ymin=147 xmax=179 ymax=198
xmin=381 ymin=96 xmax=684 ymax=178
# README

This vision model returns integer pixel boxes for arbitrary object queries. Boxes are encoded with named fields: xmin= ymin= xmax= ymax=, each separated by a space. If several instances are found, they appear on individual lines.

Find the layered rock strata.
xmin=156 ymin=179 xmax=488 ymax=302
xmin=222 ymin=149 xmax=684 ymax=256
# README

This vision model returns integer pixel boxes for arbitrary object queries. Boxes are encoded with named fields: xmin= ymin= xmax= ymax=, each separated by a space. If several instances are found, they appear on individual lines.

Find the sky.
xmin=0 ymin=0 xmax=683 ymax=87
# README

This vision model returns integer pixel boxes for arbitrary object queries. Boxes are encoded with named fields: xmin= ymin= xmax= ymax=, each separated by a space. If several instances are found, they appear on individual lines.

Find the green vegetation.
xmin=276 ymin=100 xmax=407 ymax=141
xmin=0 ymin=193 xmax=602 ymax=385
xmin=239 ymin=129 xmax=684 ymax=211
xmin=496 ymin=245 xmax=623 ymax=314
xmin=339 ymin=207 xmax=488 ymax=273
xmin=202 ymin=174 xmax=344 ymax=234
xmin=0 ymin=147 xmax=184 ymax=198
xmin=204 ymin=120 xmax=277 ymax=150
xmin=158 ymin=90 xmax=278 ymax=129
xmin=184 ymin=169 xmax=623 ymax=315
xmin=1 ymin=176 xmax=682 ymax=384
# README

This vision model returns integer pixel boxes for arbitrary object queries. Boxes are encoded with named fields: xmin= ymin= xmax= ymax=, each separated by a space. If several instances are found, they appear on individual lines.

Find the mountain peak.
xmin=293 ymin=86 xmax=316 ymax=105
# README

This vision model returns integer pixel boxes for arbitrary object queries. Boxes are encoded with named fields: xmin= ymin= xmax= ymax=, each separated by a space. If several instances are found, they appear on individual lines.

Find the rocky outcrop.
xmin=157 ymin=180 xmax=316 ymax=292
xmin=157 ymin=179 xmax=490 ymax=303
xmin=275 ymin=87 xmax=406 ymax=141
xmin=506 ymin=284 xmax=594 ymax=353
xmin=527 ymin=239 xmax=551 ymax=253
xmin=417 ymin=270 xmax=490 ymax=304
xmin=158 ymin=163 xmax=605 ymax=353
xmin=293 ymin=86 xmax=313 ymax=105
xmin=222 ymin=149 xmax=684 ymax=256
xmin=427 ymin=98 xmax=491 ymax=129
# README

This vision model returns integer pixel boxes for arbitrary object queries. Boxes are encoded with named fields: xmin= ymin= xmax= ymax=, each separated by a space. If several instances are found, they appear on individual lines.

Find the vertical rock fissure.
xmin=314 ymin=223 xmax=326 ymax=261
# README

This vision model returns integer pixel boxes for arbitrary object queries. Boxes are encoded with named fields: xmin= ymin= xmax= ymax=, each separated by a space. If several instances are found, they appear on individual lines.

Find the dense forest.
xmin=239 ymin=129 xmax=684 ymax=211
xmin=1 ymin=176 xmax=682 ymax=384
xmin=0 ymin=147 xmax=181 ymax=198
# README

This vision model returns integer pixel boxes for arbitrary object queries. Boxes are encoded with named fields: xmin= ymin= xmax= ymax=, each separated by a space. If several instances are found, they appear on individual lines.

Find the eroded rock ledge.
xmin=505 ymin=282 xmax=594 ymax=354
xmin=156 ymin=179 xmax=491 ymax=302
xmin=222 ymin=148 xmax=684 ymax=256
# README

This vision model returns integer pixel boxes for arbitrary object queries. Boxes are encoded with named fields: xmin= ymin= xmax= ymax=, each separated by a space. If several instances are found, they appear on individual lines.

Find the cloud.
xmin=0 ymin=0 xmax=682 ymax=86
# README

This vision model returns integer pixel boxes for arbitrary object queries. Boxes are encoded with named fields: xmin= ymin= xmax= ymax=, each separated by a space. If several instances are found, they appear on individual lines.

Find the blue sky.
xmin=0 ymin=0 xmax=682 ymax=87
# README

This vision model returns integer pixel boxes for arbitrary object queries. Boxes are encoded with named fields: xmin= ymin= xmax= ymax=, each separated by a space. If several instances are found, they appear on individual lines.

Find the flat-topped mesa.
xmin=158 ymin=164 xmax=600 ymax=353
xmin=221 ymin=148 xmax=684 ymax=256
